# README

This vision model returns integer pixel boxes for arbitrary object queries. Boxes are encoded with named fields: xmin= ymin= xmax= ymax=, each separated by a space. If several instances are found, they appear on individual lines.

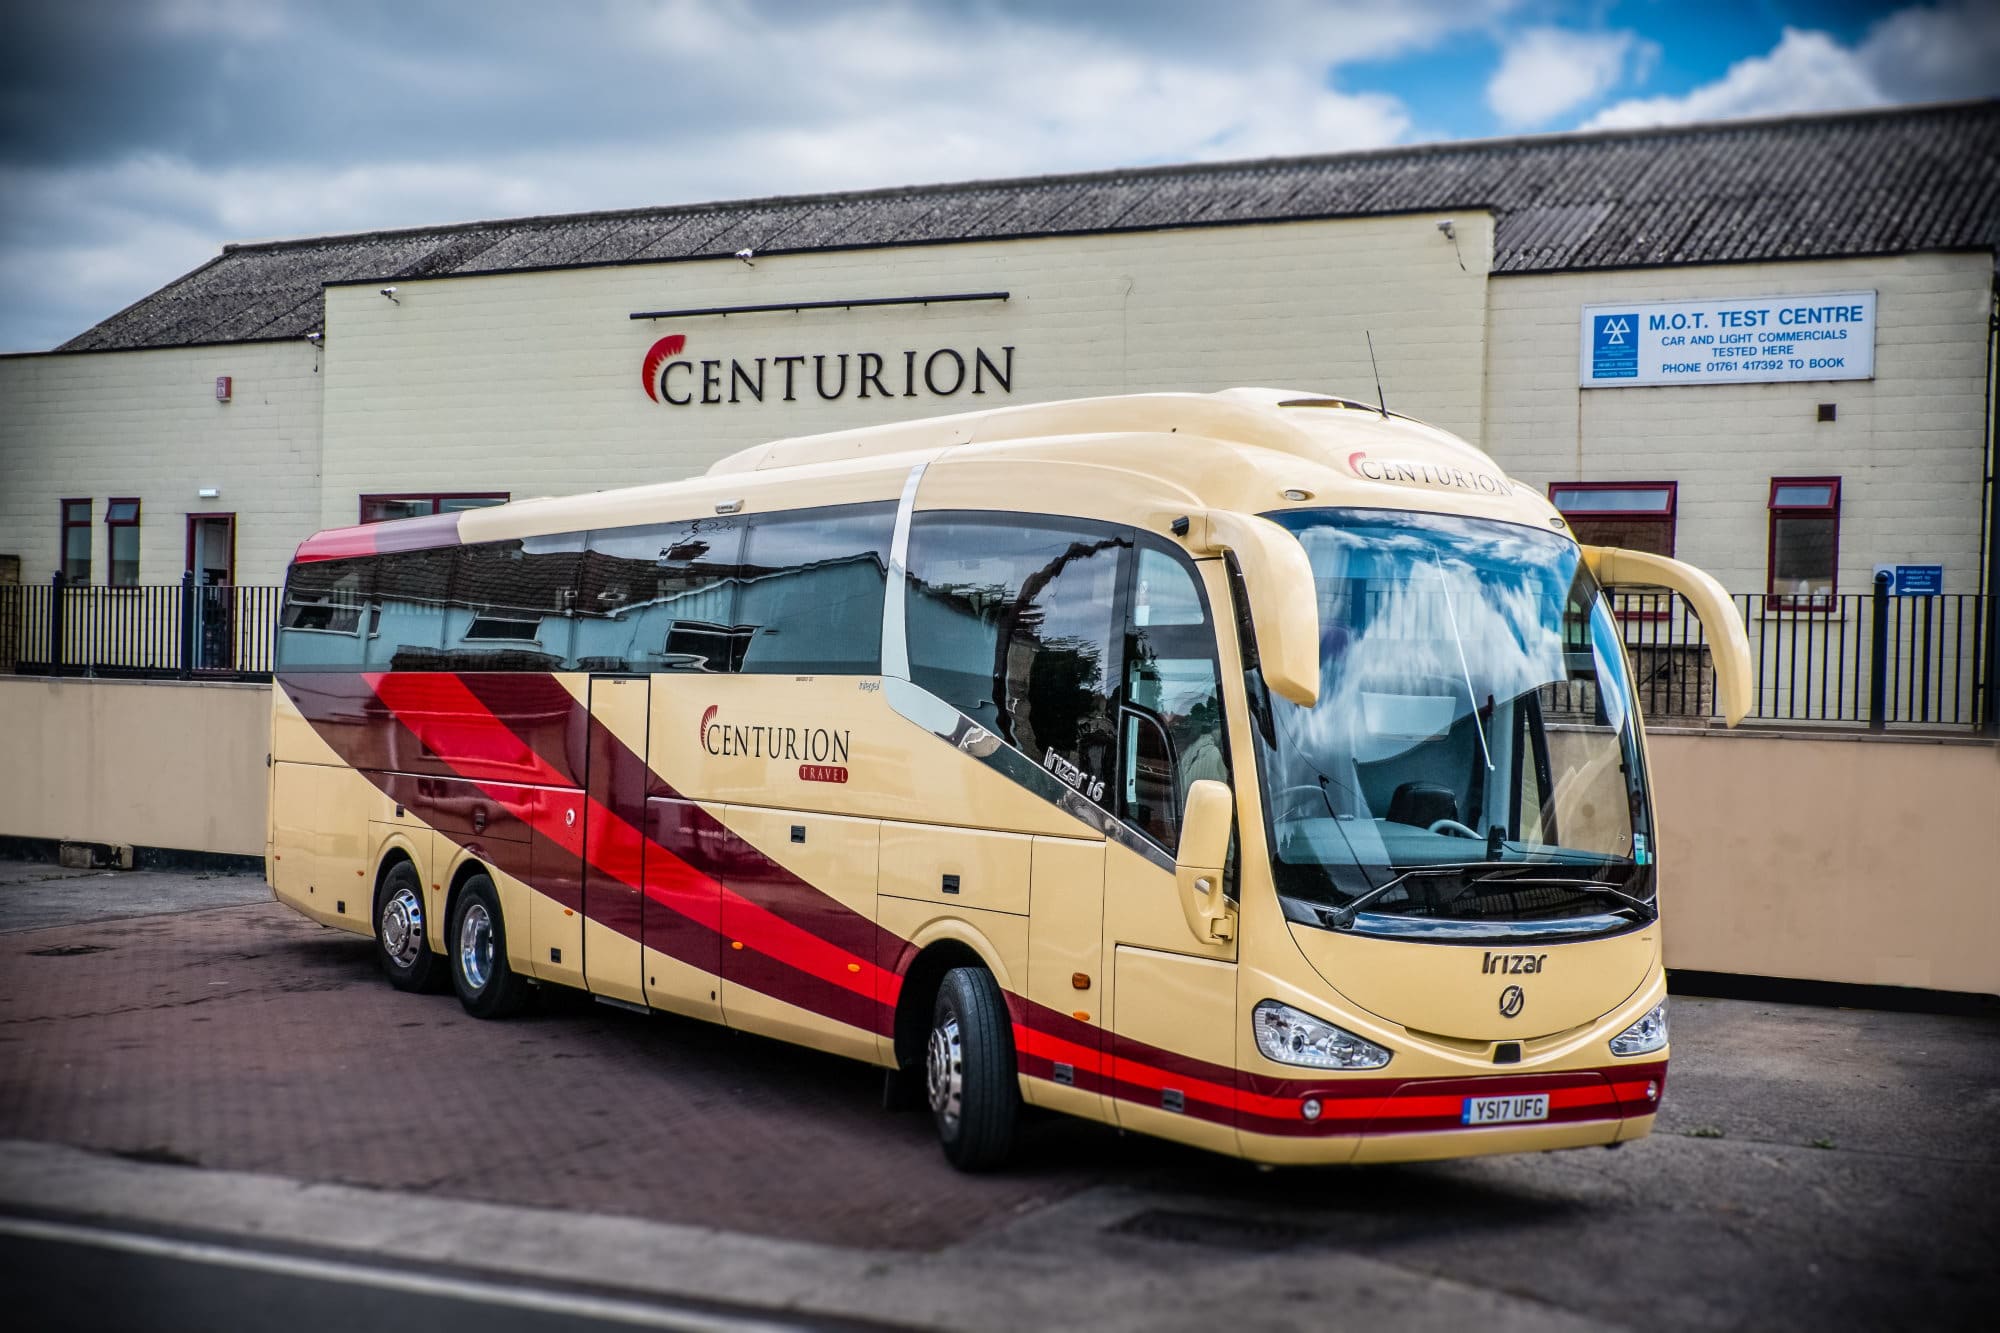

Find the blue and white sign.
xmin=1579 ymin=291 xmax=1876 ymax=388
xmin=1872 ymin=563 xmax=1944 ymax=596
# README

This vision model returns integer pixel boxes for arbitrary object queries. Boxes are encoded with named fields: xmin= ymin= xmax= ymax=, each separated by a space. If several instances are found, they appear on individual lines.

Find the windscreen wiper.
xmin=1327 ymin=863 xmax=1655 ymax=931
xmin=1466 ymin=870 xmax=1658 ymax=922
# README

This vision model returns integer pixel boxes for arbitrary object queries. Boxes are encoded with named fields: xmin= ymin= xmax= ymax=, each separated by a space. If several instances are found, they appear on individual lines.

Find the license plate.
xmin=1462 ymin=1093 xmax=1549 ymax=1126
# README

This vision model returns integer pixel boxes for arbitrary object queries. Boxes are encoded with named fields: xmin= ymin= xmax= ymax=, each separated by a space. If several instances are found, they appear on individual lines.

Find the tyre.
xmin=374 ymin=859 xmax=442 ymax=992
xmin=449 ymin=874 xmax=531 ymax=1019
xmin=928 ymin=966 xmax=1019 ymax=1171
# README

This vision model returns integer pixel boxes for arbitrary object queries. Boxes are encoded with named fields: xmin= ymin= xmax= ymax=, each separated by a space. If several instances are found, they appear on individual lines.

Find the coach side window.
xmin=362 ymin=547 xmax=455 ymax=670
xmin=738 ymin=502 xmax=894 ymax=675
xmin=440 ymin=535 xmax=584 ymax=671
xmin=578 ymin=516 xmax=747 ymax=673
xmin=276 ymin=556 xmax=374 ymax=670
xmin=1120 ymin=540 xmax=1229 ymax=853
xmin=906 ymin=513 xmax=1129 ymax=800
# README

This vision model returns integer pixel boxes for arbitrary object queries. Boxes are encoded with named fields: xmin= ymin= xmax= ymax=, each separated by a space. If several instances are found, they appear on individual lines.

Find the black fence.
xmin=0 ymin=573 xmax=1991 ymax=732
xmin=1609 ymin=585 xmax=1990 ymax=731
xmin=0 ymin=576 xmax=279 ymax=680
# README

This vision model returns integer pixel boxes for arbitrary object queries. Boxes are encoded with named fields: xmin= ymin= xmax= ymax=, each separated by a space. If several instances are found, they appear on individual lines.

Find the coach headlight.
xmin=1610 ymin=1000 xmax=1669 ymax=1056
xmin=1252 ymin=1000 xmax=1392 ymax=1070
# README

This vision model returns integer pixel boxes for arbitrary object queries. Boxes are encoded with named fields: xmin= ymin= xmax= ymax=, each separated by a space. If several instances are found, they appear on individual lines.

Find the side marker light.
xmin=1302 ymin=1098 xmax=1322 ymax=1121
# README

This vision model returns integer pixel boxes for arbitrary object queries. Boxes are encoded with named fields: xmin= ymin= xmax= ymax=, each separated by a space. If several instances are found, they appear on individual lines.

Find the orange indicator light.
xmin=1072 ymin=1010 xmax=1090 ymax=1022
xmin=731 ymin=940 xmax=744 ymax=950
xmin=846 ymin=962 xmax=861 ymax=973
xmin=563 ymin=908 xmax=574 ymax=917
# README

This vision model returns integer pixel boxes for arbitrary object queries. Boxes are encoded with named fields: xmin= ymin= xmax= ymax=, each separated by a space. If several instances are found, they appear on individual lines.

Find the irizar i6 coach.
xmin=267 ymin=388 xmax=1753 ymax=1170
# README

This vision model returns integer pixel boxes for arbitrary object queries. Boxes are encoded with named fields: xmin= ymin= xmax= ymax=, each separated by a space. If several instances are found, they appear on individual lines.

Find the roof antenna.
xmin=1366 ymin=331 xmax=1389 ymax=418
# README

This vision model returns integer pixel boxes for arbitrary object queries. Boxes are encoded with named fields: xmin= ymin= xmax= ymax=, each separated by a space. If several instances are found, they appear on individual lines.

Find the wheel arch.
xmin=890 ymin=919 xmax=1016 ymax=1075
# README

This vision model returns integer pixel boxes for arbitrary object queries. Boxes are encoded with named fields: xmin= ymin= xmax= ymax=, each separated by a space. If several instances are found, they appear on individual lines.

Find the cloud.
xmin=1 ymin=0 xmax=1513 ymax=351
xmin=1583 ymin=3 xmax=2000 ymax=131
xmin=1486 ymin=28 xmax=1653 ymax=128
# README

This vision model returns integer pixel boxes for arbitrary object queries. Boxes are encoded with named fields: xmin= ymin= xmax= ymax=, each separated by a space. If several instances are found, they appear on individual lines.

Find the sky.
xmin=2 ymin=0 xmax=1996 ymax=353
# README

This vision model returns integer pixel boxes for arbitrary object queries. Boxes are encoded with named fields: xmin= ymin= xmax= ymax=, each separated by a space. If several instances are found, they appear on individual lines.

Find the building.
xmin=4 ymin=100 xmax=1998 ymax=995
xmin=3 ymin=99 xmax=1994 ymax=610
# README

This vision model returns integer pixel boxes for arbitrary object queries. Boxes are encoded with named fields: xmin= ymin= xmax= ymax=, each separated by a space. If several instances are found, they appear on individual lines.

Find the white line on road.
xmin=0 ymin=1214 xmax=820 ymax=1332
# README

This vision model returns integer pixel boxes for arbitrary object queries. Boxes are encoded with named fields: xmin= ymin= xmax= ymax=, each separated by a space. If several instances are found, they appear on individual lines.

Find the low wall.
xmin=0 ymin=677 xmax=268 ymax=859
xmin=1 ymin=678 xmax=1994 ymax=994
xmin=1650 ymin=727 xmax=1999 ymax=995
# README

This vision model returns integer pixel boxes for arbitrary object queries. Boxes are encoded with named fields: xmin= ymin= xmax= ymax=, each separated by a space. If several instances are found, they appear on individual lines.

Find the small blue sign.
xmin=1591 ymin=314 xmax=1638 ymax=379
xmin=1894 ymin=564 xmax=1943 ymax=596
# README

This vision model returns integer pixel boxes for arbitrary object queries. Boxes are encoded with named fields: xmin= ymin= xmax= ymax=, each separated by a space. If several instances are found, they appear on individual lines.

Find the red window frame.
xmin=59 ymin=498 xmax=92 ymax=583
xmin=1548 ymin=482 xmax=1678 ymax=620
xmin=1766 ymin=476 xmax=1842 ymax=609
xmin=358 ymin=492 xmax=510 ymax=524
xmin=105 ymin=497 xmax=141 ymax=587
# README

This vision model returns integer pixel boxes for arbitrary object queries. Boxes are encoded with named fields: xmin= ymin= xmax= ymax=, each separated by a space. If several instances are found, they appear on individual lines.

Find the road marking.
xmin=0 ymin=1215 xmax=816 ymax=1332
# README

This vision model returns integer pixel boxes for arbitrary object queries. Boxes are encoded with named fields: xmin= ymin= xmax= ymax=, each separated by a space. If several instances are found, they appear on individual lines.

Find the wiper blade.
xmin=1466 ymin=869 xmax=1658 ymax=922
xmin=1326 ymin=862 xmax=1655 ymax=930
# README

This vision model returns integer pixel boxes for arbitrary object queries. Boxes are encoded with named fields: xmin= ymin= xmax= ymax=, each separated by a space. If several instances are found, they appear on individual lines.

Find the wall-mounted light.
xmin=198 ymin=487 xmax=221 ymax=500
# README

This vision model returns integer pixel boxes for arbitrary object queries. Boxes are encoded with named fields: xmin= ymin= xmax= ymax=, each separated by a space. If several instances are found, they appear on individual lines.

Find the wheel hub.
xmin=380 ymin=885 xmax=424 ymax=968
xmin=927 ymin=1014 xmax=963 ymax=1130
xmin=459 ymin=902 xmax=493 ymax=991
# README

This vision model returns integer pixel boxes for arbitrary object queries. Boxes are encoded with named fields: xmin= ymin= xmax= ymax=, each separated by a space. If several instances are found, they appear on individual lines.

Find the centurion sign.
xmin=1579 ymin=290 xmax=1876 ymax=388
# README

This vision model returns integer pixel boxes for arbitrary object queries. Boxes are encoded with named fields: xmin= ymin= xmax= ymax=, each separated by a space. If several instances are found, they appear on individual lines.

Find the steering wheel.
xmin=1428 ymin=818 xmax=1482 ymax=839
xmin=1274 ymin=784 xmax=1341 ymax=820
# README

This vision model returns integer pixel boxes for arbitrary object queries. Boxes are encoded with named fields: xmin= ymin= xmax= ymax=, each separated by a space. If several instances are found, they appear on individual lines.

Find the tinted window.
xmin=578 ymin=516 xmax=747 ymax=673
xmin=738 ymin=503 xmax=893 ymax=675
xmin=433 ymin=536 xmax=583 ymax=671
xmin=907 ymin=514 xmax=1128 ymax=796
xmin=1122 ymin=541 xmax=1228 ymax=850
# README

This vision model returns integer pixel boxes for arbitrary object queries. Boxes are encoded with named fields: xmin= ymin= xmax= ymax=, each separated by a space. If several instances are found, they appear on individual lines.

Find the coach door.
xmin=582 ymin=675 xmax=649 ymax=1005
xmin=1103 ymin=540 xmax=1239 ymax=1153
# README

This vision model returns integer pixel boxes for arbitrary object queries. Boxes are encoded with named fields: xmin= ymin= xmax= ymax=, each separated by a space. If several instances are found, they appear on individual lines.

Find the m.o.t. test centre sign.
xmin=1580 ymin=291 xmax=1876 ymax=388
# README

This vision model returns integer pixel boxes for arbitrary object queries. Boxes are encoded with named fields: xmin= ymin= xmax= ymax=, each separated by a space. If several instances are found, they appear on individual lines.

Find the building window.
xmin=60 ymin=499 xmax=91 ymax=583
xmin=358 ymin=492 xmax=509 ymax=523
xmin=1768 ymin=477 xmax=1841 ymax=607
xmin=1548 ymin=482 xmax=1677 ymax=557
xmin=105 ymin=498 xmax=141 ymax=586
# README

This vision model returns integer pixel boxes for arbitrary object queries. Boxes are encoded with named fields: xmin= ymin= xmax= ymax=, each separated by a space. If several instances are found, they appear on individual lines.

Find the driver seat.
xmin=1387 ymin=781 xmax=1458 ymax=830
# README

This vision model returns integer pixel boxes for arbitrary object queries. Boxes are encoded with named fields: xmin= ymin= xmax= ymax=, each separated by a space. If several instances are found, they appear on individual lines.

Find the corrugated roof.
xmin=58 ymin=100 xmax=2000 ymax=354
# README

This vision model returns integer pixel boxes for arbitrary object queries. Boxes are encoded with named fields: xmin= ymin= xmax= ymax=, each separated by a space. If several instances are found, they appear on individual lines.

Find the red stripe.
xmin=367 ymin=673 xmax=900 ymax=1019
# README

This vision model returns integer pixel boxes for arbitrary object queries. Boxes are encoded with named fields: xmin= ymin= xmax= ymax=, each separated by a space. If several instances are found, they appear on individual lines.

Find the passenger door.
xmin=1104 ymin=539 xmax=1239 ymax=1152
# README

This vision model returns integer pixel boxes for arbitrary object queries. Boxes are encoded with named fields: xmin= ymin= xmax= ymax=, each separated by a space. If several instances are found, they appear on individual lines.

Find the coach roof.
xmin=60 ymin=99 xmax=2000 ymax=356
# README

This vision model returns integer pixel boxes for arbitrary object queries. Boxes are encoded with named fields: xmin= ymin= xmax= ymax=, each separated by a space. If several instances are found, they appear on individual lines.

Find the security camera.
xmin=304 ymin=331 xmax=323 ymax=343
xmin=1436 ymin=219 xmax=1456 ymax=240
xmin=735 ymin=248 xmax=755 ymax=265
xmin=379 ymin=286 xmax=400 ymax=303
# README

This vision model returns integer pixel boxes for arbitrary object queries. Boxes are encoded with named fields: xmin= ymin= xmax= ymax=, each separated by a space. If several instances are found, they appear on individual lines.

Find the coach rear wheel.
xmin=929 ymin=966 xmax=1018 ymax=1172
xmin=374 ymin=860 xmax=441 ymax=993
xmin=449 ymin=874 xmax=530 ymax=1019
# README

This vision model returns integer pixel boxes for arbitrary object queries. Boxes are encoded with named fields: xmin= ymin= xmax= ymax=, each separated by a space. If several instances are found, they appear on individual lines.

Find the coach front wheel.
xmin=374 ymin=859 xmax=441 ymax=993
xmin=929 ymin=966 xmax=1018 ymax=1171
xmin=450 ymin=874 xmax=530 ymax=1019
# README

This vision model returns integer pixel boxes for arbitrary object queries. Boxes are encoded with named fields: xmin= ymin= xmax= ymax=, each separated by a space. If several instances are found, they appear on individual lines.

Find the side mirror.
xmin=1186 ymin=510 xmax=1320 ymax=709
xmin=1175 ymin=779 xmax=1235 ymax=945
xmin=1583 ymin=546 xmax=1755 ymax=726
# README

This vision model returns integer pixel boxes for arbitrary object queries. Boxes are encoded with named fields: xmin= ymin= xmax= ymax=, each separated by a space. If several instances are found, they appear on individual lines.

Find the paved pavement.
xmin=0 ymin=864 xmax=1995 ymax=1330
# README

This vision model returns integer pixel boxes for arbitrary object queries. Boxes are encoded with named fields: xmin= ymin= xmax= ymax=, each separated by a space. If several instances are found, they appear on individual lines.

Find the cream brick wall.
xmin=318 ymin=213 xmax=1493 ymax=530
xmin=1485 ymin=252 xmax=1993 ymax=596
xmin=0 ymin=342 xmax=323 ymax=586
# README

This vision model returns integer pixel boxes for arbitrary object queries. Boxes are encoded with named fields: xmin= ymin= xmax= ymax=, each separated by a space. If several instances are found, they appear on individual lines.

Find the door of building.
xmin=185 ymin=513 xmax=235 ymax=670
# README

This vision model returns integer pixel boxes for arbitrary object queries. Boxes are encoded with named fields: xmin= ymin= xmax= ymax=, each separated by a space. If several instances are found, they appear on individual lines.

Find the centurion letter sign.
xmin=1579 ymin=291 xmax=1876 ymax=388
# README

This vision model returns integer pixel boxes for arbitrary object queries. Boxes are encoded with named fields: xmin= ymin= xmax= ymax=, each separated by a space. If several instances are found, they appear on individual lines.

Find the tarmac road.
xmin=0 ymin=860 xmax=1995 ymax=1330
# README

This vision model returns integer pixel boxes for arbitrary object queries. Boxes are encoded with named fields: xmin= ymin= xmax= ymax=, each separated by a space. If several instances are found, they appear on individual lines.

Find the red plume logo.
xmin=699 ymin=704 xmax=718 ymax=745
xmin=642 ymin=334 xmax=687 ymax=402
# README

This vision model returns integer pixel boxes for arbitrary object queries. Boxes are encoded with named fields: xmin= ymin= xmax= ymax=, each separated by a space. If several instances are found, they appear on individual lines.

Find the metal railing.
xmin=0 ymin=573 xmax=1991 ymax=731
xmin=0 ymin=575 xmax=279 ymax=680
xmin=1609 ymin=584 xmax=1991 ymax=732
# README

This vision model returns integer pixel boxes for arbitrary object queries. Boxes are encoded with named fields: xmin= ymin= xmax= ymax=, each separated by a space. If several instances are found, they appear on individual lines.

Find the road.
xmin=0 ymin=860 xmax=1995 ymax=1330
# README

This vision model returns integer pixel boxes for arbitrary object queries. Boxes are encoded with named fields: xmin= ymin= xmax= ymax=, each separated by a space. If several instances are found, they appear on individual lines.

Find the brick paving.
xmin=0 ymin=901 xmax=1154 ymax=1249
